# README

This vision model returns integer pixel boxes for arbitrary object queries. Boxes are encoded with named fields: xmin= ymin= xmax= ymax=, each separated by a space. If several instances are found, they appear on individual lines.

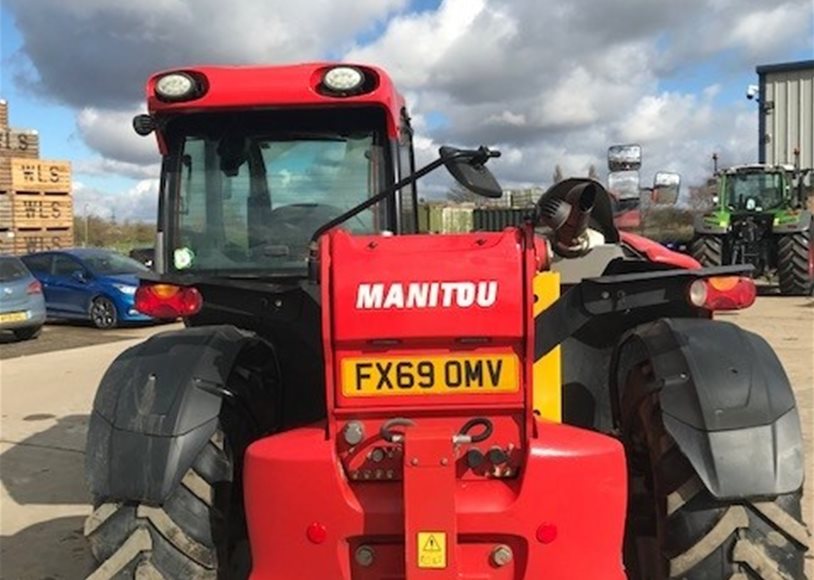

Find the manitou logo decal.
xmin=355 ymin=282 xmax=498 ymax=310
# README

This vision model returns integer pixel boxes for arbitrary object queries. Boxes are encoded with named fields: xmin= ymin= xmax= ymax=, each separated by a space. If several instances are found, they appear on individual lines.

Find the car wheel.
xmin=13 ymin=326 xmax=42 ymax=341
xmin=90 ymin=297 xmax=118 ymax=329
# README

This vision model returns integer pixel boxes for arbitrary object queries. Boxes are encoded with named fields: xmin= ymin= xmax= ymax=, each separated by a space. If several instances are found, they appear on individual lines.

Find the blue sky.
xmin=1 ymin=0 xmax=812 ymax=221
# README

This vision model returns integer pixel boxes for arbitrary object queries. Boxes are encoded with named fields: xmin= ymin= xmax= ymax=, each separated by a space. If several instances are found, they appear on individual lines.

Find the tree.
xmin=552 ymin=165 xmax=563 ymax=184
xmin=687 ymin=177 xmax=718 ymax=211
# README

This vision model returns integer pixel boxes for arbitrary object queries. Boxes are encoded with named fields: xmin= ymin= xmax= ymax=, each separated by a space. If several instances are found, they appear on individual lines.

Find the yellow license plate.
xmin=341 ymin=354 xmax=519 ymax=397
xmin=0 ymin=311 xmax=28 ymax=323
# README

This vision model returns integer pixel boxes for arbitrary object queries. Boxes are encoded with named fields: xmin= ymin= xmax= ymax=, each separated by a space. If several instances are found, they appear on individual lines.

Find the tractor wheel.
xmin=621 ymin=361 xmax=809 ymax=579
xmin=84 ymin=428 xmax=249 ymax=579
xmin=777 ymin=229 xmax=814 ymax=296
xmin=690 ymin=235 xmax=723 ymax=268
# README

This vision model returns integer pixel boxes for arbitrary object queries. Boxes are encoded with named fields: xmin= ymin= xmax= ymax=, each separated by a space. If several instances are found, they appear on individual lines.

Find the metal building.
xmin=757 ymin=60 xmax=814 ymax=169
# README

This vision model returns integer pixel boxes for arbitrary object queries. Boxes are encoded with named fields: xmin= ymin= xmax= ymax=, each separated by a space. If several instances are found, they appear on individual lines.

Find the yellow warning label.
xmin=417 ymin=532 xmax=447 ymax=569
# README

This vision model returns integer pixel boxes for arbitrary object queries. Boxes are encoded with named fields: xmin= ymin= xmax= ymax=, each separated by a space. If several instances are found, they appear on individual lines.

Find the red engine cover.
xmin=329 ymin=229 xmax=525 ymax=342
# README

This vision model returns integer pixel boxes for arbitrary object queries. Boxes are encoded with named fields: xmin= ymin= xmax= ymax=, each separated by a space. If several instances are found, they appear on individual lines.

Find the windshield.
xmin=83 ymin=252 xmax=148 ymax=276
xmin=166 ymin=110 xmax=387 ymax=276
xmin=726 ymin=172 xmax=784 ymax=211
xmin=0 ymin=257 xmax=30 ymax=282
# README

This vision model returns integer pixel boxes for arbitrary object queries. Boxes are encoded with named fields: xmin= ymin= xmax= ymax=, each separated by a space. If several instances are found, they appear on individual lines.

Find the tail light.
xmin=26 ymin=280 xmax=42 ymax=294
xmin=135 ymin=283 xmax=203 ymax=318
xmin=687 ymin=276 xmax=756 ymax=311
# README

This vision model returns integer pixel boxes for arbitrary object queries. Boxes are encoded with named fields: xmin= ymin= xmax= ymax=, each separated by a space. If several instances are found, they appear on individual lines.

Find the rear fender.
xmin=614 ymin=318 xmax=804 ymax=499
xmin=85 ymin=324 xmax=273 ymax=504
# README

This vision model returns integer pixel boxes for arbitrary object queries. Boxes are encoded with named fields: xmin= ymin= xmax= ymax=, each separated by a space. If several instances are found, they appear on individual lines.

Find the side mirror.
xmin=607 ymin=170 xmax=641 ymax=200
xmin=72 ymin=270 xmax=88 ymax=283
xmin=132 ymin=114 xmax=155 ymax=136
xmin=607 ymin=144 xmax=642 ymax=172
xmin=440 ymin=146 xmax=502 ymax=199
xmin=652 ymin=171 xmax=681 ymax=205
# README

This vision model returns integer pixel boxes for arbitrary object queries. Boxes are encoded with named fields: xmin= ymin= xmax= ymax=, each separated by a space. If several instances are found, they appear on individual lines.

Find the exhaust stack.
xmin=537 ymin=182 xmax=597 ymax=258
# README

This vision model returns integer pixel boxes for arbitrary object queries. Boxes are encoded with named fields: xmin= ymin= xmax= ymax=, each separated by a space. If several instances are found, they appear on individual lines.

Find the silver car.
xmin=0 ymin=256 xmax=47 ymax=340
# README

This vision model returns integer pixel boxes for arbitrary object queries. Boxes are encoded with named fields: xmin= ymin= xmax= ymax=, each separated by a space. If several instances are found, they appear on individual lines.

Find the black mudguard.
xmin=615 ymin=318 xmax=804 ymax=499
xmin=85 ymin=324 xmax=263 ymax=504
xmin=773 ymin=209 xmax=812 ymax=234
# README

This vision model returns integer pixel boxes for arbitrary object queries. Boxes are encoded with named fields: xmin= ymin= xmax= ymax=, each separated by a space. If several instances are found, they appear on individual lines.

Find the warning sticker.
xmin=417 ymin=532 xmax=446 ymax=569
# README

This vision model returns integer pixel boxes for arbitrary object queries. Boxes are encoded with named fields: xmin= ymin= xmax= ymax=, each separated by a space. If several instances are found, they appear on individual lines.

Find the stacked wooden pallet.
xmin=0 ymin=99 xmax=74 ymax=255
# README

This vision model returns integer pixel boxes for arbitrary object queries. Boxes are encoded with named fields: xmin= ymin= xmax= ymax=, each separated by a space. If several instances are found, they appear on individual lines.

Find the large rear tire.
xmin=690 ymin=235 xmax=723 ymax=268
xmin=621 ymin=360 xmax=809 ymax=579
xmin=84 ymin=429 xmax=247 ymax=579
xmin=777 ymin=229 xmax=814 ymax=296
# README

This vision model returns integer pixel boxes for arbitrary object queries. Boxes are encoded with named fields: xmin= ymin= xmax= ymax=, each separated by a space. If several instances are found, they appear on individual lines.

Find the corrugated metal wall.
xmin=472 ymin=208 xmax=530 ymax=231
xmin=761 ymin=64 xmax=814 ymax=169
xmin=417 ymin=205 xmax=474 ymax=233
xmin=417 ymin=205 xmax=535 ymax=233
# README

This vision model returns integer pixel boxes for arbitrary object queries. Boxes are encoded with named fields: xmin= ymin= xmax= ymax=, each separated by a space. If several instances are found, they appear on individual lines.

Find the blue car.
xmin=21 ymin=248 xmax=153 ymax=329
xmin=0 ymin=255 xmax=47 ymax=340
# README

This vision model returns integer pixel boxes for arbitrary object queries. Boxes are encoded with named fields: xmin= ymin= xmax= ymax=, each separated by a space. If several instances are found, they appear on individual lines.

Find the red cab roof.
xmin=146 ymin=62 xmax=405 ymax=137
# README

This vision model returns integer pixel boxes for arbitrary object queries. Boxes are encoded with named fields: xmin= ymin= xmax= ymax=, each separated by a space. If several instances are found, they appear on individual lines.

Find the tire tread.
xmin=85 ymin=433 xmax=227 ymax=579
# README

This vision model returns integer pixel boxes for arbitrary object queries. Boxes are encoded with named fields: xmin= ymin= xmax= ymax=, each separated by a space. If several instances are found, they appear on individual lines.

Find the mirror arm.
xmin=309 ymin=156 xmax=447 ymax=246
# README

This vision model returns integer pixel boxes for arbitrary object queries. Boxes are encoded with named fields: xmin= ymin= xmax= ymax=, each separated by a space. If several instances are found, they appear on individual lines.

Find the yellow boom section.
xmin=532 ymin=271 xmax=561 ymax=421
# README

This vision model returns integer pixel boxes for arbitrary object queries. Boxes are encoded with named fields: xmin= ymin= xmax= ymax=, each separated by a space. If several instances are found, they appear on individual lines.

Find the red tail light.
xmin=26 ymin=280 xmax=42 ymax=294
xmin=135 ymin=283 xmax=203 ymax=318
xmin=687 ymin=276 xmax=756 ymax=311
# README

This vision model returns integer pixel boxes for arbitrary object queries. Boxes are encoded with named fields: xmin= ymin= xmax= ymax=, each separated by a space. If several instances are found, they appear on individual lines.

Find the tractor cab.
xmin=719 ymin=165 xmax=791 ymax=213
xmin=135 ymin=65 xmax=419 ymax=278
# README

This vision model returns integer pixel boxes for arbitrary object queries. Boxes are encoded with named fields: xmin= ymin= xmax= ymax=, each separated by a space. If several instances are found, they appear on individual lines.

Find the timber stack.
xmin=0 ymin=99 xmax=74 ymax=255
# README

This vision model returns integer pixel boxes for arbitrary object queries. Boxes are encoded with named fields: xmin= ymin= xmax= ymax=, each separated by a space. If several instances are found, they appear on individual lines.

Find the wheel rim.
xmin=91 ymin=299 xmax=116 ymax=328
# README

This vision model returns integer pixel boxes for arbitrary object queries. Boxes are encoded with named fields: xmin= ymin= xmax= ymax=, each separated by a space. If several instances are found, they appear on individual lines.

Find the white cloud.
xmin=341 ymin=0 xmax=799 ymax=193
xmin=7 ymin=0 xmax=409 ymax=108
xmin=726 ymin=4 xmax=808 ymax=57
xmin=76 ymin=108 xmax=159 ymax=166
xmin=6 ymin=0 xmax=811 ymax=208
xmin=73 ymin=179 xmax=160 ymax=222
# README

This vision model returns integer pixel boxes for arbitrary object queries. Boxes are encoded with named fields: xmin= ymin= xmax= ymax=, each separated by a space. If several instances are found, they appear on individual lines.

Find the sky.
xmin=1 ymin=0 xmax=812 ymax=222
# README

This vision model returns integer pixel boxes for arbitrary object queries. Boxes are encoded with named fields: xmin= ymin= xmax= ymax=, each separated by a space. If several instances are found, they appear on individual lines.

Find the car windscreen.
xmin=0 ymin=257 xmax=30 ymax=282
xmin=82 ymin=253 xmax=148 ymax=276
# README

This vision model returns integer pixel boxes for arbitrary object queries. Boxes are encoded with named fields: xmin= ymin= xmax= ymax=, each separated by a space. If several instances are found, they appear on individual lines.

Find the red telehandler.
xmin=83 ymin=63 xmax=808 ymax=579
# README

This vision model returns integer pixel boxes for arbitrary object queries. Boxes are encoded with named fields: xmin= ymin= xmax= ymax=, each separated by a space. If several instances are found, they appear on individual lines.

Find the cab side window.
xmin=398 ymin=117 xmax=418 ymax=233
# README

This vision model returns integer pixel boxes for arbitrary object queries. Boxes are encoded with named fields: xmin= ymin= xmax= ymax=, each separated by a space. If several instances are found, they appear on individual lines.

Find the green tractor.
xmin=691 ymin=157 xmax=813 ymax=295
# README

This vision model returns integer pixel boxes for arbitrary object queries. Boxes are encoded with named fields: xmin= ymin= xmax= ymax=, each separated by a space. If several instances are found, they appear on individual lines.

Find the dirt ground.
xmin=0 ymin=297 xmax=811 ymax=579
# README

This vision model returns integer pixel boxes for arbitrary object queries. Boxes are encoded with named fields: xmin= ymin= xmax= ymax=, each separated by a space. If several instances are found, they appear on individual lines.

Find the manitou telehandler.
xmin=83 ymin=63 xmax=809 ymax=579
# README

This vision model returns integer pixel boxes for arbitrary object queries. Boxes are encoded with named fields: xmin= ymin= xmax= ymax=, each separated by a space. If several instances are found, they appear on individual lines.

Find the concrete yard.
xmin=0 ymin=298 xmax=811 ymax=579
